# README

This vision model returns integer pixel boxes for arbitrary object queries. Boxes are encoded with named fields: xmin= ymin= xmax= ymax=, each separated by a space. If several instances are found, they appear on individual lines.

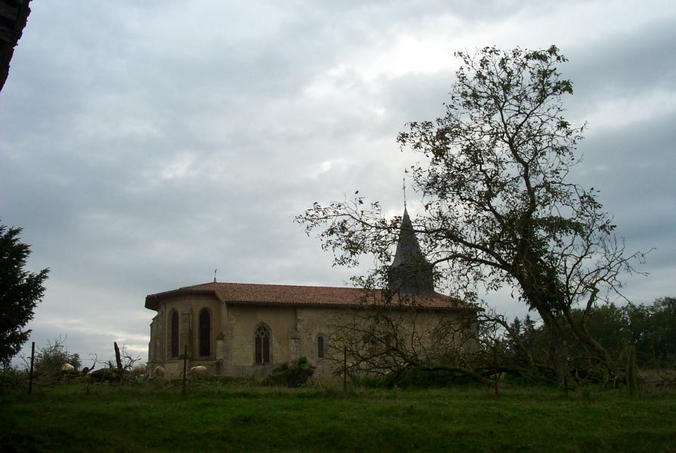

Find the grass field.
xmin=1 ymin=381 xmax=675 ymax=452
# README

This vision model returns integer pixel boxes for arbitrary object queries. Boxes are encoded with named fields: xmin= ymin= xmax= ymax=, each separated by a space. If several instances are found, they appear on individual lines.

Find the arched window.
xmin=199 ymin=308 xmax=211 ymax=357
xmin=255 ymin=324 xmax=271 ymax=364
xmin=170 ymin=310 xmax=179 ymax=358
xmin=317 ymin=335 xmax=325 ymax=359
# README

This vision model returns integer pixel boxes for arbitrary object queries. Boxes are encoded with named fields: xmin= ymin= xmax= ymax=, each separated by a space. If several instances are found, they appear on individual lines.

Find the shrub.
xmin=264 ymin=357 xmax=315 ymax=388
xmin=385 ymin=368 xmax=476 ymax=388
xmin=0 ymin=366 xmax=27 ymax=391
xmin=34 ymin=338 xmax=80 ymax=378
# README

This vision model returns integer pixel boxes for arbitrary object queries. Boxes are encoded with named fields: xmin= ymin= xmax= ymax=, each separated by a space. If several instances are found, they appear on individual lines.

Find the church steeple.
xmin=388 ymin=208 xmax=434 ymax=295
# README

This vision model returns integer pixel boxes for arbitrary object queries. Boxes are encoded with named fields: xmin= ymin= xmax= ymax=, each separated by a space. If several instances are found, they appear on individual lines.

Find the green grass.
xmin=1 ymin=381 xmax=675 ymax=452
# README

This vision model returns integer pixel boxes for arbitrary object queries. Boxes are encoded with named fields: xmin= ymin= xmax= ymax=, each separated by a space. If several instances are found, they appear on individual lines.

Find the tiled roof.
xmin=145 ymin=281 xmax=476 ymax=312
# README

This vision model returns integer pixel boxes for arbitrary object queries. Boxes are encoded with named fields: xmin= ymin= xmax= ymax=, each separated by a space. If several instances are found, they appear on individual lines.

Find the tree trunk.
xmin=539 ymin=310 xmax=569 ymax=388
xmin=563 ymin=308 xmax=615 ymax=373
xmin=625 ymin=345 xmax=639 ymax=397
xmin=114 ymin=342 xmax=123 ymax=373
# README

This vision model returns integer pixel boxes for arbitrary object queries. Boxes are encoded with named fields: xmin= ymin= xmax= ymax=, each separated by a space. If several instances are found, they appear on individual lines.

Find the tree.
xmin=0 ymin=223 xmax=48 ymax=367
xmin=0 ymin=0 xmax=31 ymax=93
xmin=34 ymin=337 xmax=81 ymax=377
xmin=644 ymin=297 xmax=676 ymax=364
xmin=624 ymin=297 xmax=676 ymax=366
xmin=507 ymin=297 xmax=676 ymax=381
xmin=298 ymin=46 xmax=643 ymax=385
xmin=326 ymin=302 xmax=484 ymax=385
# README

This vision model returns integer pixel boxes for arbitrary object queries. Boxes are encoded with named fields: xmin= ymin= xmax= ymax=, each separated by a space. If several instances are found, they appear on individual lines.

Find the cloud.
xmin=1 ymin=0 xmax=675 ymax=364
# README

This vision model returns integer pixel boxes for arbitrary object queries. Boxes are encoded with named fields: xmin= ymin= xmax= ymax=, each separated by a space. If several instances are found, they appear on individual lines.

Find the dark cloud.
xmin=568 ymin=18 xmax=676 ymax=99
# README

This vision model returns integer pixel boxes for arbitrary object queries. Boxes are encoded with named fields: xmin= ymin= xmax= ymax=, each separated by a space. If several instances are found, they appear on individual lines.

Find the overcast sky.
xmin=1 ymin=0 xmax=674 ymax=365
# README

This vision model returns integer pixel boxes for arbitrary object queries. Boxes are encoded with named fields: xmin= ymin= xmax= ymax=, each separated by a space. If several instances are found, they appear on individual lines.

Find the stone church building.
xmin=145 ymin=209 xmax=477 ymax=379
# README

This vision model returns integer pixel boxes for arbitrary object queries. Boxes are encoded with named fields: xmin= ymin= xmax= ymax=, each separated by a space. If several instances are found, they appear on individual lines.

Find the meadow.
xmin=1 ymin=380 xmax=675 ymax=452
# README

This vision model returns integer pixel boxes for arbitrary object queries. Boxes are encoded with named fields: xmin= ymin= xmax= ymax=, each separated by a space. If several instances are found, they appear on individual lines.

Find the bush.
xmin=385 ymin=368 xmax=476 ymax=388
xmin=34 ymin=338 xmax=80 ymax=378
xmin=264 ymin=357 xmax=315 ymax=388
xmin=0 ymin=366 xmax=27 ymax=391
xmin=349 ymin=374 xmax=388 ymax=388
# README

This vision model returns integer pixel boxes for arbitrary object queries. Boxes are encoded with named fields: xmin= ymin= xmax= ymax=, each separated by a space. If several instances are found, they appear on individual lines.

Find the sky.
xmin=1 ymin=0 xmax=674 ymax=366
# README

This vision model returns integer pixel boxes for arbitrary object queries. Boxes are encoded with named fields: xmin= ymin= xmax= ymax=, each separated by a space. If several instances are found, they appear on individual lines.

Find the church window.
xmin=199 ymin=308 xmax=211 ymax=357
xmin=170 ymin=310 xmax=179 ymax=358
xmin=255 ymin=324 xmax=271 ymax=364
xmin=317 ymin=335 xmax=325 ymax=359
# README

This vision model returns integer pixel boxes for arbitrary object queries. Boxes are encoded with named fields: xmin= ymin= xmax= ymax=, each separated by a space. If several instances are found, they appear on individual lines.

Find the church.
xmin=145 ymin=209 xmax=478 ymax=379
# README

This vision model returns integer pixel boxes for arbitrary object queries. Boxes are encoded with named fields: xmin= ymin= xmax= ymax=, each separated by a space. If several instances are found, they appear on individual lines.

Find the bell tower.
xmin=388 ymin=208 xmax=434 ymax=295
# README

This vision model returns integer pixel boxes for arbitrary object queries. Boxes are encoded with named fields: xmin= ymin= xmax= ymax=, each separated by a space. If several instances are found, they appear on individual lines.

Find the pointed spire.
xmin=391 ymin=208 xmax=421 ymax=267
xmin=388 ymin=207 xmax=434 ymax=295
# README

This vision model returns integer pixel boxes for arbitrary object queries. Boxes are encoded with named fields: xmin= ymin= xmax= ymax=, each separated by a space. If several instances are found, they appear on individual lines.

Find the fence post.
xmin=626 ymin=345 xmax=639 ymax=397
xmin=182 ymin=343 xmax=188 ymax=395
xmin=28 ymin=341 xmax=35 ymax=394
xmin=343 ymin=345 xmax=347 ymax=393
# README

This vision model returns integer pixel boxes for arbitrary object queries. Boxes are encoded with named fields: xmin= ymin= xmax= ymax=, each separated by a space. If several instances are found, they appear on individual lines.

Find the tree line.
xmin=508 ymin=297 xmax=675 ymax=371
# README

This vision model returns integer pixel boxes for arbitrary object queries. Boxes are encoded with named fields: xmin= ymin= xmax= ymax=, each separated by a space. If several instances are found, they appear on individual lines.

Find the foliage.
xmin=0 ymin=366 xmax=27 ymax=391
xmin=297 ymin=46 xmax=645 ymax=384
xmin=34 ymin=337 xmax=81 ymax=378
xmin=384 ymin=367 xmax=476 ymax=388
xmin=263 ymin=357 xmax=316 ymax=387
xmin=0 ymin=224 xmax=49 ymax=367
xmin=628 ymin=297 xmax=676 ymax=366
xmin=507 ymin=298 xmax=676 ymax=373
xmin=321 ymin=295 xmax=674 ymax=390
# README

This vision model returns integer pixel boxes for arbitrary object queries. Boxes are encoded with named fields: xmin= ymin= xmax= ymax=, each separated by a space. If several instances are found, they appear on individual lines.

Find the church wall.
xmin=295 ymin=306 xmax=477 ymax=381
xmin=217 ymin=304 xmax=351 ymax=379
xmin=149 ymin=314 xmax=160 ymax=362
xmin=150 ymin=294 xmax=222 ymax=375
xmin=223 ymin=305 xmax=296 ymax=378
xmin=149 ymin=295 xmax=477 ymax=381
xmin=295 ymin=307 xmax=345 ymax=380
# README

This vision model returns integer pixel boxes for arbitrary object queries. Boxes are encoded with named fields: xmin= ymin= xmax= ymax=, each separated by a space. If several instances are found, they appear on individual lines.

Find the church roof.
xmin=388 ymin=207 xmax=435 ymax=295
xmin=145 ymin=281 xmax=475 ymax=312
xmin=391 ymin=208 xmax=426 ymax=267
